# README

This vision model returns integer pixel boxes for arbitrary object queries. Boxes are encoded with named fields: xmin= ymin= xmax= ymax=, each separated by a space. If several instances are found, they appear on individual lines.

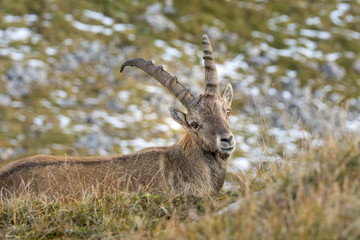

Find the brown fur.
xmin=0 ymin=35 xmax=236 ymax=197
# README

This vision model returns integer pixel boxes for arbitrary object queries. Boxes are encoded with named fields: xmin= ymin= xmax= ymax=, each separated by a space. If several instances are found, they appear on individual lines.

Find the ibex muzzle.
xmin=0 ymin=34 xmax=236 ymax=197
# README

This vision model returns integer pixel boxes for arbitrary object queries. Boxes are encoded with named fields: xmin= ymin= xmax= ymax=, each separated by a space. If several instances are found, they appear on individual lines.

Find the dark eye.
xmin=226 ymin=109 xmax=231 ymax=116
xmin=191 ymin=122 xmax=199 ymax=129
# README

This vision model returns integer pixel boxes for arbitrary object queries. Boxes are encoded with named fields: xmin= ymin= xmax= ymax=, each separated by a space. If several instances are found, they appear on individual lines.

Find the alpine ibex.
xmin=0 ymin=34 xmax=235 ymax=197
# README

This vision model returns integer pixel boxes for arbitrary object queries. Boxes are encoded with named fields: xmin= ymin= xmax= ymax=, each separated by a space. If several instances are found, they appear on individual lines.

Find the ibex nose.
xmin=221 ymin=135 xmax=233 ymax=144
xmin=219 ymin=134 xmax=235 ymax=154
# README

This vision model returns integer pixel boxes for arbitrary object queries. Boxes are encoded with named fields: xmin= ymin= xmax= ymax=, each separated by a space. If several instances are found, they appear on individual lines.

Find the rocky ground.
xmin=1 ymin=0 xmax=360 ymax=185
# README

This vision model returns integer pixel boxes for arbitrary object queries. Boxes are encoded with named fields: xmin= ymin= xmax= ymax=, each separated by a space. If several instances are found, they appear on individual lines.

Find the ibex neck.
xmin=175 ymin=133 xmax=228 ymax=192
xmin=179 ymin=133 xmax=230 ymax=162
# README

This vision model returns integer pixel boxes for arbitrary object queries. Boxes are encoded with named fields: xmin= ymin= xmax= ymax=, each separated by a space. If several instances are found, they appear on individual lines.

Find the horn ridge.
xmin=202 ymin=34 xmax=220 ymax=95
xmin=121 ymin=57 xmax=196 ymax=109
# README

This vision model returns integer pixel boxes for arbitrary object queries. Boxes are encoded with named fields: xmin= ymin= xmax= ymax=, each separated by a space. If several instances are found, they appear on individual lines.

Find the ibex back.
xmin=0 ymin=35 xmax=235 ymax=197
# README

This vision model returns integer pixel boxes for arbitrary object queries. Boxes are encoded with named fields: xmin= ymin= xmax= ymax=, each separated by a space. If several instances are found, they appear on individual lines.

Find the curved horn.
xmin=202 ymin=34 xmax=220 ymax=95
xmin=120 ymin=58 xmax=198 ymax=109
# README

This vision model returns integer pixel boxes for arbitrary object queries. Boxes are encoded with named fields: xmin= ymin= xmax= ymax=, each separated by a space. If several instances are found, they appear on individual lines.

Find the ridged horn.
xmin=202 ymin=34 xmax=220 ymax=95
xmin=120 ymin=58 xmax=198 ymax=109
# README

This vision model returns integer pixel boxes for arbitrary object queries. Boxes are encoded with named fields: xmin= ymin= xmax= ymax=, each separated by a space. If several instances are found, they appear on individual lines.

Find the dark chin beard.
xmin=219 ymin=152 xmax=230 ymax=160
xmin=197 ymin=139 xmax=231 ymax=160
xmin=204 ymin=149 xmax=231 ymax=161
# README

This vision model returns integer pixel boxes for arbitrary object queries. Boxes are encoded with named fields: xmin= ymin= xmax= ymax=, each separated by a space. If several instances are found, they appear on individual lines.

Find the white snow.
xmin=3 ymin=15 xmax=22 ymax=23
xmin=31 ymin=34 xmax=42 ymax=44
xmin=153 ymin=123 xmax=170 ymax=133
xmin=58 ymin=115 xmax=71 ymax=128
xmin=65 ymin=13 xmax=119 ymax=36
xmin=33 ymin=116 xmax=45 ymax=127
xmin=163 ymin=47 xmax=183 ymax=61
xmin=0 ymin=48 xmax=25 ymax=60
xmin=259 ymin=42 xmax=325 ymax=61
xmin=154 ymin=39 xmax=166 ymax=48
xmin=65 ymin=14 xmax=73 ymax=21
xmin=282 ymin=91 xmax=292 ymax=100
xmin=346 ymin=119 xmax=360 ymax=132
xmin=0 ymin=94 xmax=11 ymax=106
xmin=51 ymin=90 xmax=67 ymax=99
xmin=229 ymin=157 xmax=250 ymax=172
xmin=91 ymin=110 xmax=127 ymax=128
xmin=117 ymin=91 xmax=130 ymax=102
xmin=128 ymin=34 xmax=136 ymax=41
xmin=119 ymin=137 xmax=174 ymax=153
xmin=24 ymin=14 xmax=38 ymax=24
xmin=268 ymin=88 xmax=277 ymax=96
xmin=268 ymin=14 xmax=290 ymax=31
xmin=217 ymin=54 xmax=249 ymax=81
xmin=268 ymin=127 xmax=310 ymax=154
xmin=1 ymin=27 xmax=32 ymax=42
xmin=145 ymin=85 xmax=165 ymax=94
xmin=165 ymin=117 xmax=182 ymax=130
xmin=154 ymin=39 xmax=183 ymax=61
xmin=333 ymin=28 xmax=360 ymax=40
xmin=3 ymin=14 xmax=38 ymax=24
xmin=300 ymin=29 xmax=331 ymax=40
xmin=173 ymin=40 xmax=198 ymax=57
xmin=72 ymin=20 xmax=113 ymax=35
xmin=239 ymin=142 xmax=251 ymax=152
xmin=287 ymin=23 xmax=298 ymax=36
xmin=298 ymin=38 xmax=317 ymax=50
xmin=45 ymin=47 xmax=58 ymax=55
xmin=252 ymin=31 xmax=274 ymax=42
xmin=28 ymin=59 xmax=46 ymax=68
xmin=284 ymin=38 xmax=297 ymax=46
xmin=128 ymin=105 xmax=143 ymax=122
xmin=266 ymin=65 xmax=278 ymax=74
xmin=83 ymin=9 xmax=114 ymax=26
xmin=113 ymin=23 xmax=134 ymax=32
xmin=325 ymin=52 xmax=341 ymax=62
xmin=330 ymin=3 xmax=350 ymax=26
xmin=306 ymin=17 xmax=321 ymax=26
xmin=287 ymin=70 xmax=297 ymax=78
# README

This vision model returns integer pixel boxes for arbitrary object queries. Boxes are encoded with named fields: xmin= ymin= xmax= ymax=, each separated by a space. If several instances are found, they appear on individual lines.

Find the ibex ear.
xmin=221 ymin=83 xmax=233 ymax=105
xmin=169 ymin=107 xmax=188 ymax=128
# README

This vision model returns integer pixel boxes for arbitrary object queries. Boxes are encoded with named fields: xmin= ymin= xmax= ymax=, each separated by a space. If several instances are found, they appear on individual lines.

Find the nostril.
xmin=221 ymin=135 xmax=233 ymax=144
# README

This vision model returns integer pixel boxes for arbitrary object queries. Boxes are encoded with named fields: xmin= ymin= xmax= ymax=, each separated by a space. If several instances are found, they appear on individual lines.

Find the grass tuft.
xmin=1 ymin=131 xmax=359 ymax=239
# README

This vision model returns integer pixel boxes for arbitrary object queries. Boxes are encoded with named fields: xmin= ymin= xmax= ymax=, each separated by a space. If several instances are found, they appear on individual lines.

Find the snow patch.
xmin=330 ymin=3 xmax=350 ymax=26
xmin=217 ymin=54 xmax=249 ymax=81
xmin=165 ymin=117 xmax=182 ymax=131
xmin=58 ymin=115 xmax=71 ymax=128
xmin=154 ymin=39 xmax=183 ymax=61
xmin=83 ymin=9 xmax=114 ymax=26
xmin=1 ymin=27 xmax=32 ymax=42
xmin=228 ymin=157 xmax=250 ymax=172
xmin=113 ymin=23 xmax=134 ymax=32
xmin=45 ymin=47 xmax=58 ymax=56
xmin=306 ymin=17 xmax=321 ymax=26
xmin=300 ymin=29 xmax=331 ymax=40
xmin=72 ymin=20 xmax=113 ymax=35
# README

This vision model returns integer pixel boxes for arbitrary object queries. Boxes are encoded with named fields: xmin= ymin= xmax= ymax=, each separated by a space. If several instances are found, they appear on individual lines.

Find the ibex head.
xmin=121 ymin=34 xmax=235 ymax=155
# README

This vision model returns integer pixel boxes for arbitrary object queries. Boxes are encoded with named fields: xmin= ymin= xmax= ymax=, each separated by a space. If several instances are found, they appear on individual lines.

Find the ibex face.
xmin=121 ymin=34 xmax=236 ymax=156
xmin=169 ymin=89 xmax=235 ymax=155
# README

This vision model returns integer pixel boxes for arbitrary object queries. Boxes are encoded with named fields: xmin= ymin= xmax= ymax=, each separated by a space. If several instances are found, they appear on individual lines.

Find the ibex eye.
xmin=226 ymin=109 xmax=231 ymax=116
xmin=191 ymin=122 xmax=199 ymax=129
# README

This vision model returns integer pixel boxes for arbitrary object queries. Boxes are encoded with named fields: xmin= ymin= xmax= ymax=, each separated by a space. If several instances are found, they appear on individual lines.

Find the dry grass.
xmin=1 ymin=130 xmax=359 ymax=239
xmin=162 ymin=131 xmax=360 ymax=240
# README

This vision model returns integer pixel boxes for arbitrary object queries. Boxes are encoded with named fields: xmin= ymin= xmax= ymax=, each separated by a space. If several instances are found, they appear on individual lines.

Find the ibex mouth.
xmin=220 ymin=146 xmax=235 ymax=154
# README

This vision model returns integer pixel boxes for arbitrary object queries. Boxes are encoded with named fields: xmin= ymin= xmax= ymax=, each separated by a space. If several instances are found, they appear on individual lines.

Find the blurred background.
xmin=0 ymin=0 xmax=360 ymax=186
